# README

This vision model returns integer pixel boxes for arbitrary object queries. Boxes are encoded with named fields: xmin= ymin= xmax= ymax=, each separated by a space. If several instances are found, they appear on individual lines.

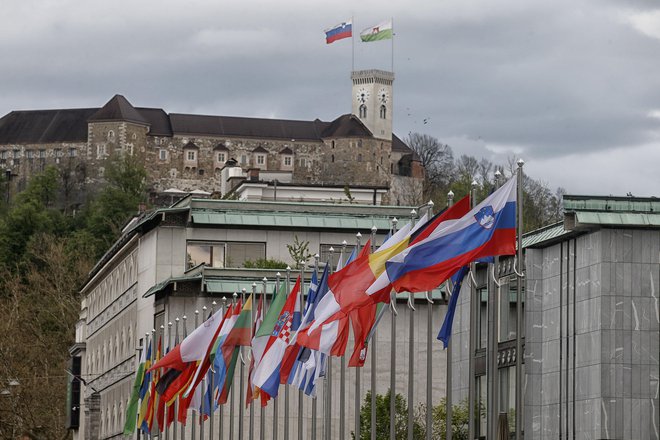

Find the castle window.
xmin=331 ymin=140 xmax=335 ymax=149
xmin=131 ymin=133 xmax=137 ymax=140
xmin=256 ymin=155 xmax=265 ymax=165
xmin=26 ymin=150 xmax=34 ymax=159
xmin=69 ymin=148 xmax=77 ymax=157
xmin=55 ymin=149 xmax=63 ymax=158
xmin=0 ymin=151 xmax=6 ymax=160
xmin=107 ymin=130 xmax=115 ymax=141
xmin=331 ymin=155 xmax=335 ymax=163
xmin=241 ymin=155 xmax=247 ymax=165
xmin=39 ymin=149 xmax=46 ymax=158
xmin=359 ymin=104 xmax=367 ymax=118
xmin=358 ymin=139 xmax=363 ymax=148
xmin=96 ymin=145 xmax=106 ymax=159
xmin=199 ymin=169 xmax=204 ymax=176
xmin=187 ymin=150 xmax=196 ymax=161
xmin=217 ymin=152 xmax=226 ymax=163
xmin=284 ymin=156 xmax=292 ymax=167
xmin=159 ymin=149 xmax=167 ymax=160
xmin=13 ymin=150 xmax=20 ymax=159
xmin=380 ymin=105 xmax=387 ymax=119
xmin=126 ymin=145 xmax=134 ymax=156
xmin=357 ymin=154 xmax=362 ymax=162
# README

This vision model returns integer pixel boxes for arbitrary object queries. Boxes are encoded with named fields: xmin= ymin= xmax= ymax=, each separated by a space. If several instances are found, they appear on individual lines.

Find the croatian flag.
xmin=373 ymin=175 xmax=517 ymax=294
xmin=325 ymin=20 xmax=352 ymax=44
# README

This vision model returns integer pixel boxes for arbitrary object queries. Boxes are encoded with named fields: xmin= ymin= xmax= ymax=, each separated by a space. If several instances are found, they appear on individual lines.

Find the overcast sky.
xmin=1 ymin=0 xmax=659 ymax=196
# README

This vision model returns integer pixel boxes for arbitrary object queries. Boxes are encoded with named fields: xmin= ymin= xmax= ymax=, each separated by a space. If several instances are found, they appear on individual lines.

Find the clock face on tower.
xmin=378 ymin=88 xmax=389 ymax=104
xmin=356 ymin=88 xmax=370 ymax=104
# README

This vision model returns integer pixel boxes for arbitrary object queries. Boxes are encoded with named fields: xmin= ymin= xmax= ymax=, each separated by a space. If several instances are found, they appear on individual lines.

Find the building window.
xmin=359 ymin=104 xmax=367 ymax=118
xmin=358 ymin=139 xmax=363 ymax=148
xmin=217 ymin=152 xmax=226 ymax=163
xmin=107 ymin=130 xmax=115 ymax=141
xmin=357 ymin=154 xmax=362 ymax=162
xmin=331 ymin=140 xmax=335 ymax=149
xmin=26 ymin=150 xmax=34 ymax=159
xmin=284 ymin=156 xmax=292 ymax=166
xmin=256 ymin=154 xmax=265 ymax=165
xmin=187 ymin=150 xmax=196 ymax=161
xmin=159 ymin=149 xmax=167 ymax=160
xmin=13 ymin=150 xmax=20 ymax=159
xmin=0 ymin=151 xmax=7 ymax=160
xmin=319 ymin=244 xmax=356 ymax=269
xmin=477 ymin=287 xmax=488 ymax=349
xmin=69 ymin=148 xmax=77 ymax=157
xmin=331 ymin=155 xmax=335 ymax=163
xmin=380 ymin=105 xmax=387 ymax=119
xmin=126 ymin=145 xmax=134 ymax=156
xmin=240 ymin=155 xmax=247 ymax=165
xmin=96 ymin=145 xmax=106 ymax=159
xmin=39 ymin=149 xmax=46 ymax=158
xmin=55 ymin=149 xmax=63 ymax=157
xmin=186 ymin=241 xmax=266 ymax=269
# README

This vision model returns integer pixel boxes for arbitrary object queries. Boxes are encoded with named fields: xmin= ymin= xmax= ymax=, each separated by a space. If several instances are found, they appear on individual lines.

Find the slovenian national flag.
xmin=325 ymin=20 xmax=352 ymax=44
xmin=377 ymin=175 xmax=517 ymax=294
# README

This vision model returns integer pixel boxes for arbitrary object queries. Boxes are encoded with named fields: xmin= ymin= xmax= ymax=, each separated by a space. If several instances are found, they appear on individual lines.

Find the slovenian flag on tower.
xmin=372 ymin=175 xmax=517 ymax=294
xmin=325 ymin=20 xmax=352 ymax=44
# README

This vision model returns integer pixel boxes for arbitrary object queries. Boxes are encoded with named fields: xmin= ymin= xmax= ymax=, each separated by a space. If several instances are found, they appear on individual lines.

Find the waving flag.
xmin=360 ymin=20 xmax=393 ymax=42
xmin=137 ymin=340 xmax=153 ymax=433
xmin=325 ymin=20 xmax=352 ymax=44
xmin=380 ymin=175 xmax=517 ymax=294
xmin=252 ymin=277 xmax=301 ymax=398
xmin=246 ymin=295 xmax=265 ymax=405
xmin=437 ymin=266 xmax=469 ymax=348
xmin=123 ymin=338 xmax=149 ymax=435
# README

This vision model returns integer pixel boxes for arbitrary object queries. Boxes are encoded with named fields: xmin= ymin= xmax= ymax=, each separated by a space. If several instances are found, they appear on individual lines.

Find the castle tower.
xmin=351 ymin=70 xmax=394 ymax=140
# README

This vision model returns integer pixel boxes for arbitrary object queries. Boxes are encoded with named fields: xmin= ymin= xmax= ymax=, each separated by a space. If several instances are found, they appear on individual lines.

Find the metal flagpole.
xmin=239 ymin=289 xmax=247 ymax=440
xmin=515 ymin=159 xmax=525 ymax=440
xmin=190 ymin=313 xmax=197 ymax=440
xmin=370 ymin=225 xmax=377 ymax=440
xmin=445 ymin=191 xmax=455 ymax=440
xmin=173 ymin=318 xmax=179 ymax=440
xmin=325 ymin=316 xmax=333 ymax=439
xmin=298 ymin=260 xmax=306 ymax=440
xmin=467 ymin=180 xmax=478 ymax=440
xmin=424 ymin=201 xmax=435 ymax=440
xmin=284 ymin=267 xmax=291 ymax=440
xmin=260 ymin=278 xmax=268 ymax=440
xmin=351 ymin=15 xmax=355 ymax=72
xmin=487 ymin=172 xmax=502 ymax=440
xmin=391 ymin=16 xmax=394 ymax=72
xmin=338 ymin=242 xmax=346 ymax=440
xmin=312 ymin=255 xmax=319 ymax=440
xmin=230 ymin=294 xmax=238 ymax=440
xmin=166 ymin=321 xmax=172 ymax=440
xmin=354 ymin=231 xmax=362 ymax=440
xmin=273 ymin=273 xmax=281 ymax=440
xmin=198 ymin=310 xmax=205 ymax=440
xmin=209 ymin=302 xmax=217 ymax=440
xmin=219 ymin=299 xmax=226 ymax=440
xmin=250 ymin=283 xmax=257 ymax=440
xmin=407 ymin=209 xmax=417 ymax=440
xmin=389 ymin=217 xmax=399 ymax=440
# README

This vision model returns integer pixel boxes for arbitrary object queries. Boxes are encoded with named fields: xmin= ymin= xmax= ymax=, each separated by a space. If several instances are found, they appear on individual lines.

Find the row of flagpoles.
xmin=123 ymin=165 xmax=524 ymax=439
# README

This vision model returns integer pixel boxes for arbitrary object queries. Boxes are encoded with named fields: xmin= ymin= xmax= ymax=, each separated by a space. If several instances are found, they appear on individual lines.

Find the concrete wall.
xmin=525 ymin=229 xmax=660 ymax=440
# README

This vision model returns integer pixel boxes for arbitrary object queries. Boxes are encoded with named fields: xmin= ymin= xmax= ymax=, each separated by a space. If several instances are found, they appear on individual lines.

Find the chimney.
xmin=247 ymin=168 xmax=260 ymax=181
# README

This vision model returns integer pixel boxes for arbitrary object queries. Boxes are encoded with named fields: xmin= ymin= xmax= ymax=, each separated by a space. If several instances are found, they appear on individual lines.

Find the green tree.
xmin=353 ymin=389 xmax=424 ymax=440
xmin=84 ymin=154 xmax=148 ymax=258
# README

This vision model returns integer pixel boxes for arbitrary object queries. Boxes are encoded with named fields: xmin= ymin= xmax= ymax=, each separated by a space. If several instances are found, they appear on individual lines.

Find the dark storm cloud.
xmin=1 ymin=0 xmax=659 ymax=194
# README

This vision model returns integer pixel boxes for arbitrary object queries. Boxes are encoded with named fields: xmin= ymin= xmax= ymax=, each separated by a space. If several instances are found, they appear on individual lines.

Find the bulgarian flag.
xmin=123 ymin=338 xmax=149 ymax=435
xmin=360 ymin=20 xmax=393 ymax=42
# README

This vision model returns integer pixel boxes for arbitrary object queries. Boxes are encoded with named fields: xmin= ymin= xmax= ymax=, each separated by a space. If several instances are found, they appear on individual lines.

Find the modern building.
xmin=68 ymin=196 xmax=451 ymax=440
xmin=449 ymin=194 xmax=660 ymax=439
xmin=0 ymin=70 xmax=423 ymax=207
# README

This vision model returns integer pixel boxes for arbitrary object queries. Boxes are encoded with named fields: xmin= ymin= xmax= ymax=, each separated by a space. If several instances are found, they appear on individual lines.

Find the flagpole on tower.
xmin=218 ymin=300 xmax=225 ymax=440
xmin=445 ymin=191 xmax=455 ymax=440
xmin=351 ymin=15 xmax=355 ymax=72
xmin=391 ymin=16 xmax=394 ymax=72
xmin=515 ymin=159 xmax=525 ymax=440
xmin=368 ymin=225 xmax=378 ymax=440
xmin=467 ymin=180 xmax=478 ymax=440
xmin=407 ymin=209 xmax=417 ymax=440
xmin=389 ymin=217 xmax=398 ymax=440
xmin=354 ymin=231 xmax=363 ymax=440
